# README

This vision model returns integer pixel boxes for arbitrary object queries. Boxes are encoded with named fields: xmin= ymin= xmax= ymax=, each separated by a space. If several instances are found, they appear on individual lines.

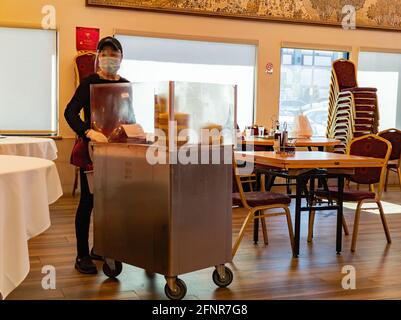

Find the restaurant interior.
xmin=2 ymin=0 xmax=401 ymax=302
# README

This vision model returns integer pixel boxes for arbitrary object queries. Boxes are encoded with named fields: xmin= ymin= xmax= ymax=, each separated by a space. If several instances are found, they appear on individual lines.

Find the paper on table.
xmin=122 ymin=124 xmax=146 ymax=138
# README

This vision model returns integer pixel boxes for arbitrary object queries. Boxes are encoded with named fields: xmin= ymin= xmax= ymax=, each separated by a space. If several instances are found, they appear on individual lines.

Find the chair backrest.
xmin=74 ymin=52 xmax=97 ymax=87
xmin=378 ymin=128 xmax=401 ymax=161
xmin=232 ymin=160 xmax=251 ymax=209
xmin=347 ymin=134 xmax=392 ymax=188
xmin=332 ymin=59 xmax=358 ymax=91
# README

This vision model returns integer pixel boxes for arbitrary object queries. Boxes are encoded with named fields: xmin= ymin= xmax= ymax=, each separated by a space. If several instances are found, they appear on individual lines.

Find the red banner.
xmin=76 ymin=27 xmax=100 ymax=51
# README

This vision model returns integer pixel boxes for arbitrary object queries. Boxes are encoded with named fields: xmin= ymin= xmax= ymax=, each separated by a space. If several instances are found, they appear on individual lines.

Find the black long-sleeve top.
xmin=64 ymin=73 xmax=130 ymax=138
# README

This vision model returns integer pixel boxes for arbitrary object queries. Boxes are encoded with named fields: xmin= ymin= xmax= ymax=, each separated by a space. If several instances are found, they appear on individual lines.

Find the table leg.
xmin=336 ymin=175 xmax=345 ymax=254
xmin=294 ymin=175 xmax=303 ymax=257
xmin=266 ymin=174 xmax=276 ymax=192
xmin=317 ymin=145 xmax=324 ymax=188
xmin=309 ymin=176 xmax=315 ymax=207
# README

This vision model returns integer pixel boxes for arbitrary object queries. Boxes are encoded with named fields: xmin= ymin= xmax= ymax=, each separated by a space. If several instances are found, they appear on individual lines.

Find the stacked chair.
xmin=327 ymin=59 xmax=380 ymax=153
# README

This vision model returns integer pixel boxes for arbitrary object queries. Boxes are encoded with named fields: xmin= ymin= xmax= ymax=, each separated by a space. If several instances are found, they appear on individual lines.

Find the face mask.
xmin=98 ymin=57 xmax=121 ymax=75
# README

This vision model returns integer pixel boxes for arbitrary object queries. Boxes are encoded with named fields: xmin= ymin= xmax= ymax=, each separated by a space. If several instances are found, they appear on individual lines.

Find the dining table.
xmin=0 ymin=136 xmax=58 ymax=160
xmin=235 ymin=151 xmax=385 ymax=257
xmin=0 ymin=155 xmax=63 ymax=300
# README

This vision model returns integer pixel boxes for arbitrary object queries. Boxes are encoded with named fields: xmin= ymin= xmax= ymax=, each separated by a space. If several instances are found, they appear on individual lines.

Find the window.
xmin=358 ymin=51 xmax=401 ymax=130
xmin=279 ymin=48 xmax=349 ymax=136
xmin=0 ymin=27 xmax=57 ymax=135
xmin=115 ymin=34 xmax=257 ymax=131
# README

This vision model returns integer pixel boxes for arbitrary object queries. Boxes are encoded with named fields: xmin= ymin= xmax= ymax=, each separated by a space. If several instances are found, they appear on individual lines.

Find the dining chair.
xmin=312 ymin=134 xmax=392 ymax=252
xmin=72 ymin=52 xmax=97 ymax=196
xmin=232 ymin=161 xmax=295 ymax=257
xmin=378 ymin=128 xmax=401 ymax=191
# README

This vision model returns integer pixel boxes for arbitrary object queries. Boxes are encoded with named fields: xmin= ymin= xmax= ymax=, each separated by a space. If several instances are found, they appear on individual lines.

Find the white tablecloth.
xmin=0 ymin=155 xmax=63 ymax=300
xmin=0 ymin=137 xmax=58 ymax=160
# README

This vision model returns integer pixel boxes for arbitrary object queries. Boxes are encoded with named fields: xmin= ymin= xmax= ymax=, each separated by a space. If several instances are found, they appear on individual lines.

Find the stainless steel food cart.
xmin=90 ymin=81 xmax=237 ymax=300
xmin=93 ymin=143 xmax=233 ymax=300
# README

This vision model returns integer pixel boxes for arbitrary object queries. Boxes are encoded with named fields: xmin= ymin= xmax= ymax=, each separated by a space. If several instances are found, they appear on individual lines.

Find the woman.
xmin=65 ymin=36 xmax=129 ymax=274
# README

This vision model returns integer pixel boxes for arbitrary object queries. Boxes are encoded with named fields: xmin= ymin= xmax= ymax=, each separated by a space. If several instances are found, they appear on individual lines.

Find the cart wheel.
xmin=103 ymin=260 xmax=123 ymax=278
xmin=213 ymin=267 xmax=233 ymax=288
xmin=164 ymin=278 xmax=187 ymax=300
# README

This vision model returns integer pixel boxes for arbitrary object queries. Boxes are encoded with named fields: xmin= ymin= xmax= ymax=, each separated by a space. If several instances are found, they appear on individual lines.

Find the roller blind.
xmin=0 ymin=27 xmax=57 ymax=134
xmin=115 ymin=34 xmax=256 ymax=130
xmin=116 ymin=35 xmax=256 ymax=66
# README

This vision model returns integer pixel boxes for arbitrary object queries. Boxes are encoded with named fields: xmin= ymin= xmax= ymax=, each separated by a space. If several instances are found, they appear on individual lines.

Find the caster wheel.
xmin=164 ymin=278 xmax=187 ymax=300
xmin=102 ymin=260 xmax=123 ymax=278
xmin=213 ymin=267 xmax=233 ymax=288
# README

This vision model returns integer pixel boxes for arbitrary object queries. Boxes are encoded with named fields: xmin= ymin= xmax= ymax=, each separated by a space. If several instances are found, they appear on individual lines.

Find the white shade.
xmin=0 ymin=27 xmax=57 ymax=133
xmin=116 ymin=34 xmax=256 ymax=66
xmin=116 ymin=34 xmax=256 ymax=131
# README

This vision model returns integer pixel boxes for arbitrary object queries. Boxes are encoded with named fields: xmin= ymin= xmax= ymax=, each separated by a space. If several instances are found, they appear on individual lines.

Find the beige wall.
xmin=2 ymin=0 xmax=401 ymax=191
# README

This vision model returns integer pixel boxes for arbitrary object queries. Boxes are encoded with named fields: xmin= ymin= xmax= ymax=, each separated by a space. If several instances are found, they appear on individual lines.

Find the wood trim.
xmin=0 ymin=23 xmax=50 ymax=30
xmin=114 ymin=29 xmax=259 ymax=45
xmin=359 ymin=47 xmax=401 ymax=54
xmin=0 ymin=130 xmax=58 ymax=134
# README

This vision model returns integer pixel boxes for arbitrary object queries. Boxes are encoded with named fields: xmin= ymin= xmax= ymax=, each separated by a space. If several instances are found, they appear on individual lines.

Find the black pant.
xmin=75 ymin=168 xmax=93 ymax=258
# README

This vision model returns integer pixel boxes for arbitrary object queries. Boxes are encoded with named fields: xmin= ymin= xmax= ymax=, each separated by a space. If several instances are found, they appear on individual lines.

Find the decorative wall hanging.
xmin=86 ymin=0 xmax=401 ymax=32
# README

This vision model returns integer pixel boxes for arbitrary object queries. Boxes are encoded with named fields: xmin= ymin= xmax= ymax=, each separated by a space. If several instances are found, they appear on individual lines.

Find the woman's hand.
xmin=86 ymin=129 xmax=108 ymax=143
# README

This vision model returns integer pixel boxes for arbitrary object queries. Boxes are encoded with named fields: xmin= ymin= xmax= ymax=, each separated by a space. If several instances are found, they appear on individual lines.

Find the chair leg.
xmin=307 ymin=210 xmax=316 ymax=243
xmin=232 ymin=209 xmax=255 ymax=257
xmin=253 ymin=211 xmax=260 ymax=244
xmin=351 ymin=201 xmax=364 ymax=252
xmin=342 ymin=215 xmax=350 ymax=235
xmin=377 ymin=201 xmax=392 ymax=244
xmin=370 ymin=184 xmax=375 ymax=193
xmin=397 ymin=168 xmax=401 ymax=191
xmin=260 ymin=215 xmax=269 ymax=245
xmin=384 ymin=167 xmax=389 ymax=192
xmin=72 ymin=167 xmax=79 ymax=197
xmin=284 ymin=207 xmax=295 ymax=257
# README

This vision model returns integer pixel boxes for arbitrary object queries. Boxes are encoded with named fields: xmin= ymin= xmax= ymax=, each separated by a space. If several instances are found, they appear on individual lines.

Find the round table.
xmin=0 ymin=155 xmax=63 ymax=300
xmin=0 ymin=136 xmax=58 ymax=160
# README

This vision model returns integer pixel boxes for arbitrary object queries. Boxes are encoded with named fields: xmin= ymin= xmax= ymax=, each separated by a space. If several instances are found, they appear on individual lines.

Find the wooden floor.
xmin=7 ymin=187 xmax=401 ymax=300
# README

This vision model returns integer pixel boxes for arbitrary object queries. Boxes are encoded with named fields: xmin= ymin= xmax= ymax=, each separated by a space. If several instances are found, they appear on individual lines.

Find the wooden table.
xmin=235 ymin=151 xmax=385 ymax=257
xmin=240 ymin=137 xmax=341 ymax=151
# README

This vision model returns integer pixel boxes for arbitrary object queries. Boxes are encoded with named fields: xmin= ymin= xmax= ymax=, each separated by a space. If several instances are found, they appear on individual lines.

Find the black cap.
xmin=97 ymin=36 xmax=123 ymax=54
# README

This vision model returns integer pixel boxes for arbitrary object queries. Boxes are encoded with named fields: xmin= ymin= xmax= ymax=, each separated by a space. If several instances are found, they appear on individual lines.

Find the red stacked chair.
xmin=327 ymin=59 xmax=380 ymax=153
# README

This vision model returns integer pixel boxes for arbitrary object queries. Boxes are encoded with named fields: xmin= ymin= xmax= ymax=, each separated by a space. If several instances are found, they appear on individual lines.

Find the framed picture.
xmin=86 ymin=0 xmax=401 ymax=32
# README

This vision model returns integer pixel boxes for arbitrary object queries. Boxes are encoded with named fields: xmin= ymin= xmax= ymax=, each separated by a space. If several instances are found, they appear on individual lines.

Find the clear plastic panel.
xmin=90 ymin=83 xmax=136 ymax=142
xmin=173 ymin=82 xmax=236 ymax=145
xmin=91 ymin=81 xmax=236 ymax=146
